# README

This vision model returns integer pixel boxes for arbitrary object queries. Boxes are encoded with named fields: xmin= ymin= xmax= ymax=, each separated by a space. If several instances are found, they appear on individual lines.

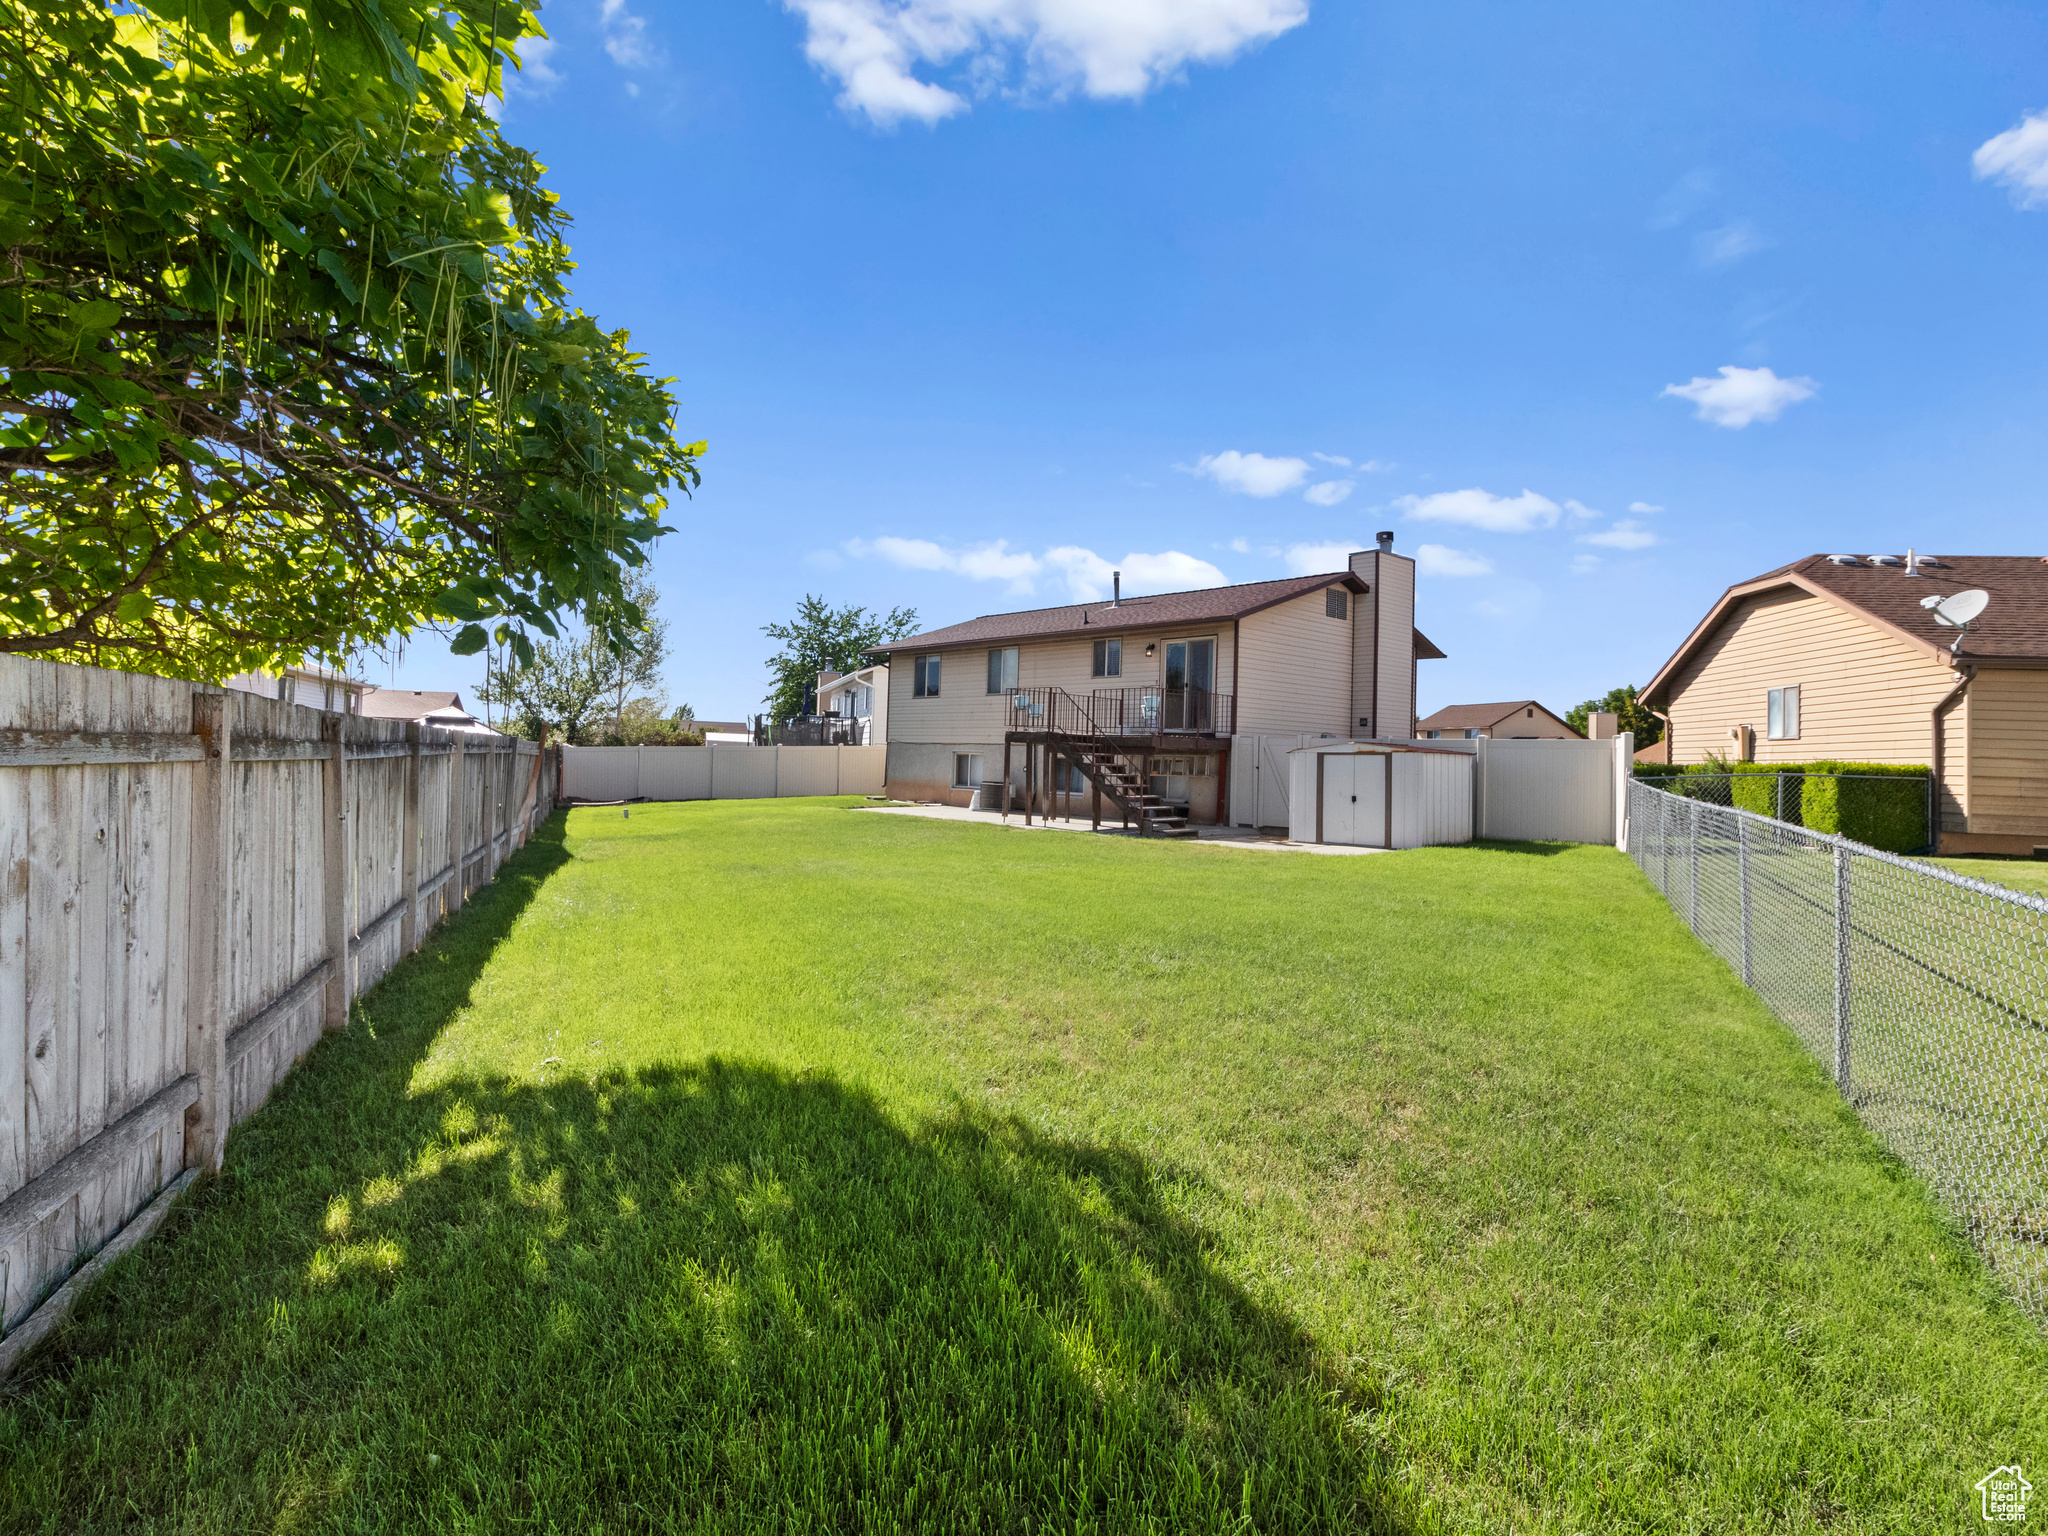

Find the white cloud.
xmin=1571 ymin=554 xmax=1602 ymax=575
xmin=1660 ymin=365 xmax=1817 ymax=428
xmin=1628 ymin=500 xmax=1664 ymax=514
xmin=846 ymin=536 xmax=1223 ymax=601
xmin=1396 ymin=487 xmax=1562 ymax=533
xmin=782 ymin=0 xmax=1308 ymax=127
xmin=601 ymin=0 xmax=660 ymax=68
xmin=1226 ymin=537 xmax=1251 ymax=554
xmin=1562 ymin=498 xmax=1600 ymax=524
xmin=1649 ymin=167 xmax=1716 ymax=230
xmin=1974 ymin=110 xmax=2048 ymax=210
xmin=1303 ymin=479 xmax=1354 ymax=506
xmin=1186 ymin=449 xmax=1310 ymax=497
xmin=1358 ymin=459 xmax=1394 ymax=472
xmin=1281 ymin=541 xmax=1356 ymax=575
xmin=1312 ymin=451 xmax=1350 ymax=467
xmin=503 ymin=34 xmax=563 ymax=100
xmin=1694 ymin=220 xmax=1768 ymax=268
xmin=1414 ymin=544 xmax=1492 ymax=578
xmin=1579 ymin=519 xmax=1660 ymax=550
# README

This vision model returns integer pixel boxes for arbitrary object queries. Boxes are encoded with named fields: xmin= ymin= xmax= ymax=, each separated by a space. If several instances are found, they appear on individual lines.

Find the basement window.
xmin=1767 ymin=686 xmax=1800 ymax=740
xmin=954 ymin=753 xmax=983 ymax=788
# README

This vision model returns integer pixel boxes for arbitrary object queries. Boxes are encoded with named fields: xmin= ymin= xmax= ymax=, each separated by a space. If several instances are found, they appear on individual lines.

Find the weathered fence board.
xmin=0 ymin=652 xmax=559 ymax=1365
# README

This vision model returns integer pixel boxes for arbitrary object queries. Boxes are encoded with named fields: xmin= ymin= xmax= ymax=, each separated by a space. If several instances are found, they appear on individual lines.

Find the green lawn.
xmin=2 ymin=799 xmax=2041 ymax=1534
xmin=1924 ymin=854 xmax=2048 ymax=900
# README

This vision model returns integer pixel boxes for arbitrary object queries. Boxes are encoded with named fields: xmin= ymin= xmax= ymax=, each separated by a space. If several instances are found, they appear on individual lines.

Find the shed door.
xmin=1321 ymin=756 xmax=1387 ymax=846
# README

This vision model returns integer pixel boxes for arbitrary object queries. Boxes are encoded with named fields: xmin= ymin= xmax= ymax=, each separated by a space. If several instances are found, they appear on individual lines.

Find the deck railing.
xmin=1005 ymin=686 xmax=1234 ymax=739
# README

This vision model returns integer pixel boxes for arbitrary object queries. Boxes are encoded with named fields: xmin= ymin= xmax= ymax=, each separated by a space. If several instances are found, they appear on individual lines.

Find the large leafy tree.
xmin=0 ymin=0 xmax=701 ymax=679
xmin=1566 ymin=684 xmax=1662 ymax=746
xmin=761 ymin=595 xmax=917 ymax=724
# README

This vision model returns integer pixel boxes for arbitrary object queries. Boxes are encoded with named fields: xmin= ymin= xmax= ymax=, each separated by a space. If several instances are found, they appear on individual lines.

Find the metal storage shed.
xmin=1287 ymin=742 xmax=1474 ymax=848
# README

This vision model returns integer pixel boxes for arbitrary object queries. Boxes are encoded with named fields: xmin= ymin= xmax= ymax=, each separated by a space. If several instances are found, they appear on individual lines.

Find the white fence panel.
xmin=641 ymin=748 xmax=712 ymax=801
xmin=839 ymin=746 xmax=887 ymax=795
xmin=710 ymin=746 xmax=777 ymax=800
xmin=558 ymin=747 xmax=641 ymax=803
xmin=1478 ymin=739 xmax=1618 ymax=844
xmin=775 ymin=748 xmax=840 ymax=797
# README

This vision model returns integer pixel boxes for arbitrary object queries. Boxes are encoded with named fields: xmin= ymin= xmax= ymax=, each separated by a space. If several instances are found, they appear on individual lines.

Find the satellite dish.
xmin=1920 ymin=589 xmax=1989 ymax=628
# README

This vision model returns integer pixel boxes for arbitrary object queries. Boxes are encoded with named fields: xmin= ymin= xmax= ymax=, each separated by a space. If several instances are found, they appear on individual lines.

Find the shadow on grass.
xmin=0 ymin=813 xmax=1418 ymax=1535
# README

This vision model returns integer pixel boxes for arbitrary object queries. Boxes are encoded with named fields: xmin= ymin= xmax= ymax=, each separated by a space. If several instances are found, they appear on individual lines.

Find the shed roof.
xmin=1643 ymin=553 xmax=2048 ymax=706
xmin=870 ymin=570 xmax=1446 ymax=658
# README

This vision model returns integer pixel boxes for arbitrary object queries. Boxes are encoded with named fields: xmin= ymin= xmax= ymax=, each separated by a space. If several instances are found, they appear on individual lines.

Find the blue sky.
xmin=379 ymin=0 xmax=2048 ymax=724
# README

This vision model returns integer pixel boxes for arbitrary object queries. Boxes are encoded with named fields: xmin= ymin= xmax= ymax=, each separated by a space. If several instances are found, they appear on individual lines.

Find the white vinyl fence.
xmin=0 ymin=653 xmax=558 ymax=1375
xmin=1234 ymin=732 xmax=1631 ymax=846
xmin=559 ymin=744 xmax=886 ymax=804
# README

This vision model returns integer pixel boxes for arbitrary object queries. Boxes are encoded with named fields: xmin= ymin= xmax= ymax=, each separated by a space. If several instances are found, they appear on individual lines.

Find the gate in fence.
xmin=1626 ymin=778 xmax=2048 ymax=1322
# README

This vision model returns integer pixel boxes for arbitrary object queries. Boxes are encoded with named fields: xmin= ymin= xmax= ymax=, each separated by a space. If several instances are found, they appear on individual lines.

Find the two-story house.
xmin=871 ymin=535 xmax=1444 ymax=830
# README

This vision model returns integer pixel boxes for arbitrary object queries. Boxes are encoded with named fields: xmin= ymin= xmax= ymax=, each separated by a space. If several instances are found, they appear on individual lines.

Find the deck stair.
xmin=1054 ymin=733 xmax=1195 ymax=837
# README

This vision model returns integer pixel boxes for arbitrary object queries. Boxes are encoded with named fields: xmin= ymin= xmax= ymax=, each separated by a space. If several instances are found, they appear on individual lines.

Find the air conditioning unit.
xmin=1728 ymin=724 xmax=1754 ymax=762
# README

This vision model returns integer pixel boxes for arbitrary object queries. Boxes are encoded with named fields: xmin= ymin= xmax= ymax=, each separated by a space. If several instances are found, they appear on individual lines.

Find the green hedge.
xmin=1731 ymin=762 xmax=1930 ymax=851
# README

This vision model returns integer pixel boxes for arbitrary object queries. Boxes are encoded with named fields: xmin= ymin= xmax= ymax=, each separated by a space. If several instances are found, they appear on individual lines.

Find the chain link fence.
xmin=1627 ymin=778 xmax=2048 ymax=1322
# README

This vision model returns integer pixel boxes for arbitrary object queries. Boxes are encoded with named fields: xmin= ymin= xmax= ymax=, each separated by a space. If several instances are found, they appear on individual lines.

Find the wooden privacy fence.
xmin=0 ymin=653 xmax=559 ymax=1374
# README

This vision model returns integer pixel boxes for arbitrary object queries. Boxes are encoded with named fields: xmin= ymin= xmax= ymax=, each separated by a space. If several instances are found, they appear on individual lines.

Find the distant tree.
xmin=1566 ymin=684 xmax=1662 ymax=746
xmin=594 ymin=571 xmax=668 ymax=736
xmin=672 ymin=703 xmax=697 ymax=723
xmin=761 ymin=596 xmax=918 ymax=724
xmin=477 ymin=633 xmax=608 ymax=743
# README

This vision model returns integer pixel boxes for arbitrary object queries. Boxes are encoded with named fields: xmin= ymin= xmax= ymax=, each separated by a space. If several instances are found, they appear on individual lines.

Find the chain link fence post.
xmin=1832 ymin=840 xmax=1852 ymax=1097
xmin=1738 ymin=814 xmax=1752 ymax=987
xmin=1688 ymin=797 xmax=1702 ymax=934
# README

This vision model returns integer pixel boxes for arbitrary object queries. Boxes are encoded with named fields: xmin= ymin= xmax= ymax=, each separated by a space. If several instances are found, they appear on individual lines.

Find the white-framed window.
xmin=1092 ymin=638 xmax=1122 ymax=677
xmin=1422 ymin=729 xmax=1440 ymax=739
xmin=953 ymin=752 xmax=984 ymax=788
xmin=1463 ymin=728 xmax=1481 ymax=740
xmin=1326 ymin=587 xmax=1348 ymax=620
xmin=1767 ymin=685 xmax=1800 ymax=740
xmin=914 ymin=655 xmax=941 ymax=697
xmin=987 ymin=647 xmax=1019 ymax=693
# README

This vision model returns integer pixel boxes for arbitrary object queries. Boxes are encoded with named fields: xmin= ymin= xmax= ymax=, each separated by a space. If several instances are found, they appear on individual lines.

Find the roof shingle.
xmin=872 ymin=570 xmax=1446 ymax=658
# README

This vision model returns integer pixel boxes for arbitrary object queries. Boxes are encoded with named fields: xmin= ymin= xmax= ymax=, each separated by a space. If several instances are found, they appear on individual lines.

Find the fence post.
xmin=1737 ymin=814 xmax=1753 ymax=987
xmin=1688 ymin=799 xmax=1702 ymax=934
xmin=183 ymin=691 xmax=231 ymax=1173
xmin=399 ymin=723 xmax=423 ymax=953
xmin=321 ymin=715 xmax=351 ymax=1031
xmin=1925 ymin=773 xmax=1935 ymax=851
xmin=1775 ymin=771 xmax=1784 ymax=823
xmin=488 ymin=738 xmax=506 ymax=881
xmin=1833 ymin=841 xmax=1852 ymax=1096
xmin=447 ymin=732 xmax=467 ymax=915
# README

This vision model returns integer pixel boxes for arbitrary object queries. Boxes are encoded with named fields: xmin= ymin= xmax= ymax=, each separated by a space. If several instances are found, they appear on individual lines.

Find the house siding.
xmin=1664 ymin=589 xmax=1955 ymax=766
xmin=1965 ymin=669 xmax=2048 ymax=837
xmin=884 ymin=624 xmax=1239 ymax=804
xmin=1236 ymin=590 xmax=1354 ymax=736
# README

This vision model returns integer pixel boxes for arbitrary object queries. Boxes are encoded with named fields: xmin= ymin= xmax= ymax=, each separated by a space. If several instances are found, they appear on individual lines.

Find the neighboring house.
xmin=224 ymin=662 xmax=372 ymax=714
xmin=871 ymin=536 xmax=1445 ymax=826
xmin=813 ymin=663 xmax=889 ymax=745
xmin=356 ymin=688 xmax=497 ymax=734
xmin=1417 ymin=700 xmax=1581 ymax=740
xmin=1641 ymin=552 xmax=2048 ymax=854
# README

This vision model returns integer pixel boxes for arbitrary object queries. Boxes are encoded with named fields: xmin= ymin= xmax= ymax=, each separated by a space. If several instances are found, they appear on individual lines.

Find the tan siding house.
xmin=1643 ymin=553 xmax=2048 ymax=853
xmin=876 ymin=540 xmax=1445 ymax=823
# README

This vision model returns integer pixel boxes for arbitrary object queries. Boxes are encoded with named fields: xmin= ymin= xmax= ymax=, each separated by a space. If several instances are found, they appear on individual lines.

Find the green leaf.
xmin=450 ymin=623 xmax=489 ymax=656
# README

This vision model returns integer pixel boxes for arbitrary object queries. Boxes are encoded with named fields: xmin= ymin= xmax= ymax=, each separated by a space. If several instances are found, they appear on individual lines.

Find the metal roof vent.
xmin=1872 ymin=554 xmax=1906 ymax=567
xmin=1827 ymin=554 xmax=1863 ymax=565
